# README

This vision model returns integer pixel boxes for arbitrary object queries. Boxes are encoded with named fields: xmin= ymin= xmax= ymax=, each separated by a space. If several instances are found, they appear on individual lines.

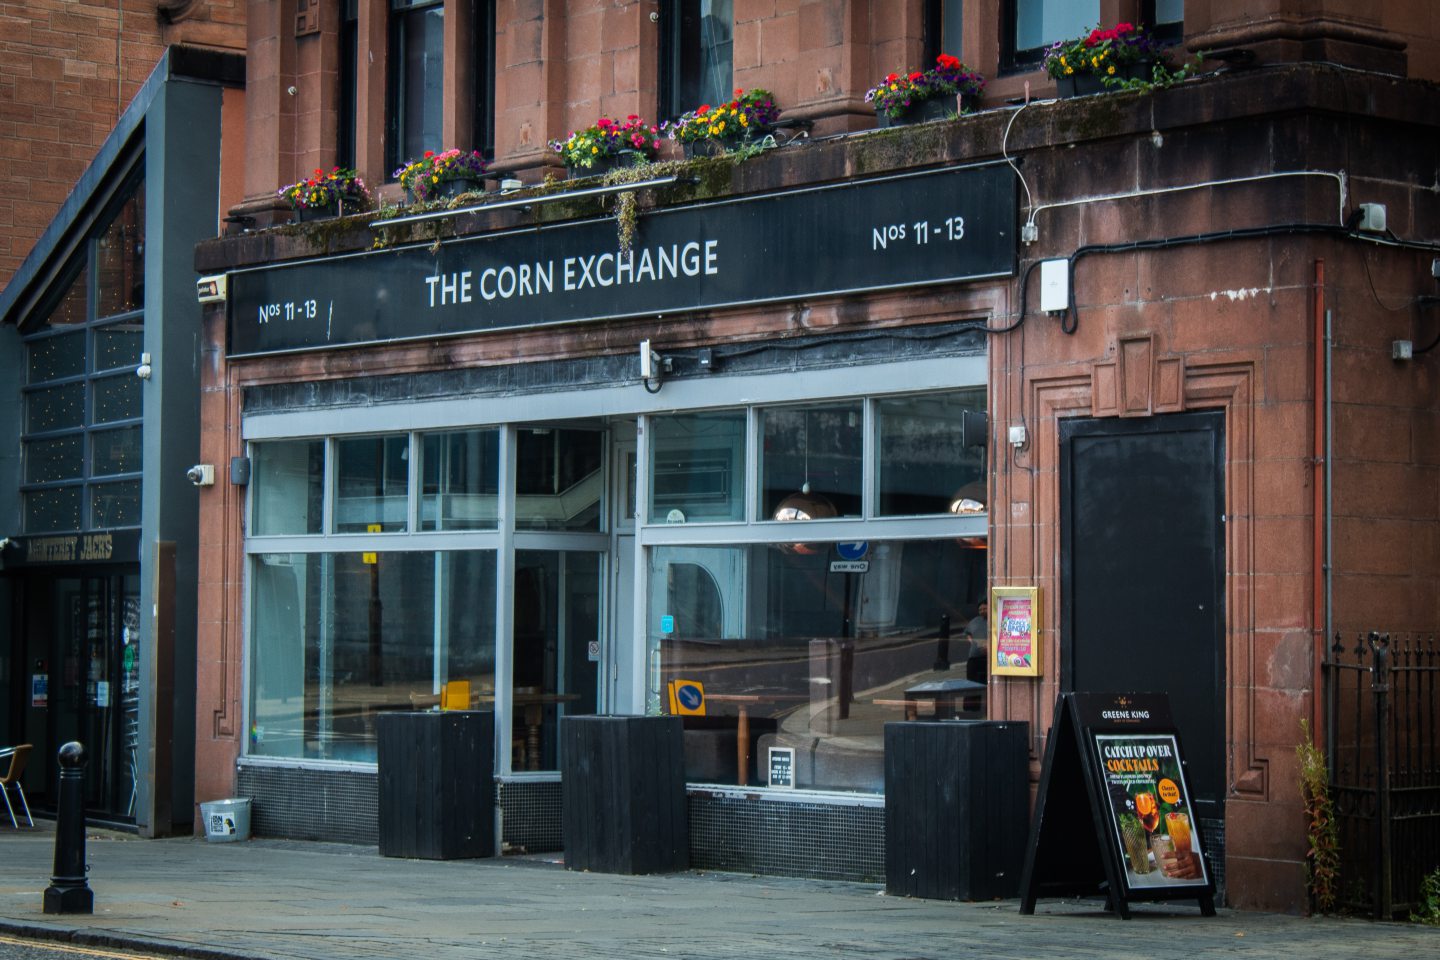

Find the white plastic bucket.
xmin=200 ymin=798 xmax=252 ymax=842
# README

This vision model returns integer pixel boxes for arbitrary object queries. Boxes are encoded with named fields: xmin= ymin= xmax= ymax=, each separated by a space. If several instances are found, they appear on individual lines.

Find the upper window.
xmin=20 ymin=175 xmax=145 ymax=534
xmin=923 ymin=0 xmax=965 ymax=64
xmin=387 ymin=0 xmax=446 ymax=172
xmin=1146 ymin=0 xmax=1184 ymax=42
xmin=661 ymin=0 xmax=734 ymax=118
xmin=338 ymin=0 xmax=358 ymax=169
xmin=1005 ymin=0 xmax=1098 ymax=71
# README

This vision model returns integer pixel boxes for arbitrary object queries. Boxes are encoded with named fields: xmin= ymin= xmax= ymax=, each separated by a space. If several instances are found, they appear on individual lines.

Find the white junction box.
xmin=1040 ymin=259 xmax=1070 ymax=312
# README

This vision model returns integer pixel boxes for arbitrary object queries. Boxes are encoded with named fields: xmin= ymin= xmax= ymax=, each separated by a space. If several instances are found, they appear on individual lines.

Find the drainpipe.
xmin=1312 ymin=260 xmax=1334 ymax=764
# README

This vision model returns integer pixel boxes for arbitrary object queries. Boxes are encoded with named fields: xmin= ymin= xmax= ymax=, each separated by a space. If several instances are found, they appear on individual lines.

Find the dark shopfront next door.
xmin=9 ymin=570 xmax=141 ymax=822
xmin=1059 ymin=411 xmax=1226 ymax=826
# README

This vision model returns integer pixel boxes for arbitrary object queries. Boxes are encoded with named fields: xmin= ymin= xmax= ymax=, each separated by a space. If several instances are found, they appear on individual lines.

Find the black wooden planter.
xmin=884 ymin=720 xmax=1029 ymax=900
xmin=561 ymin=715 xmax=687 ymax=874
xmin=377 ymin=710 xmax=495 ymax=860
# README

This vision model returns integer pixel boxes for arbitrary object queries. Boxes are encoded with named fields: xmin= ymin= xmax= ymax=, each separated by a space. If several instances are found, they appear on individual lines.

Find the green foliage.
xmin=1102 ymin=56 xmax=1201 ymax=93
xmin=1297 ymin=719 xmax=1340 ymax=914
xmin=1411 ymin=868 xmax=1440 ymax=925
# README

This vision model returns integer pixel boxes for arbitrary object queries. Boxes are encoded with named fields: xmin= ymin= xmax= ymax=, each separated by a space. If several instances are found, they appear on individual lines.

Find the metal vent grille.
xmin=500 ymin=779 xmax=563 ymax=853
xmin=688 ymin=792 xmax=884 ymax=882
xmin=236 ymin=765 xmax=379 ymax=845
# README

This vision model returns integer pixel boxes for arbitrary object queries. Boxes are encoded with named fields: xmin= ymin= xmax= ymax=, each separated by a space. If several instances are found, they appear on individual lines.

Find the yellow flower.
xmin=1064 ymin=66 xmax=1073 ymax=75
xmin=1107 ymin=64 xmax=1115 ymax=75
xmin=591 ymin=145 xmax=598 ymax=154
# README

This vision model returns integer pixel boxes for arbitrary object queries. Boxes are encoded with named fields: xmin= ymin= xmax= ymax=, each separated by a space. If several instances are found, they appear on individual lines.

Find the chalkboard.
xmin=1018 ymin=693 xmax=1215 ymax=918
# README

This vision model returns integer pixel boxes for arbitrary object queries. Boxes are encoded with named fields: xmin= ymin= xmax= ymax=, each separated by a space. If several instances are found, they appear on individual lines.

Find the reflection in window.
xmin=663 ymin=0 xmax=733 ymax=118
xmin=90 ymin=426 xmax=142 ymax=477
xmin=90 ymin=480 xmax=140 ymax=528
xmin=760 ymin=403 xmax=863 ymax=520
xmin=252 ymin=440 xmax=325 ymax=536
xmin=648 ymin=539 xmax=988 ymax=791
xmin=512 ymin=550 xmax=600 ymax=771
xmin=650 ymin=410 xmax=746 ymax=523
xmin=24 ymin=487 xmax=82 ymax=533
xmin=27 ymin=383 xmax=85 ymax=433
xmin=27 ymin=332 xmax=85 ymax=383
xmin=877 ymin=390 xmax=985 ymax=516
xmin=1013 ymin=0 xmax=1097 ymax=63
xmin=335 ymin=435 xmax=409 ymax=533
xmin=248 ymin=550 xmax=497 ymax=763
xmin=26 ymin=435 xmax=83 ymax=484
xmin=94 ymin=323 xmax=144 ymax=371
xmin=95 ymin=180 xmax=145 ymax=318
xmin=515 ymin=428 xmax=602 ymax=531
xmin=387 ymin=0 xmax=445 ymax=172
xmin=924 ymin=0 xmax=965 ymax=63
xmin=421 ymin=429 xmax=499 ymax=530
xmin=92 ymin=373 xmax=141 ymax=425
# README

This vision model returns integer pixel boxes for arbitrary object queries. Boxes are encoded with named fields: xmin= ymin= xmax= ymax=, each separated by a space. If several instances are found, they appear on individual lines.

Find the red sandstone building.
xmin=182 ymin=0 xmax=1437 ymax=914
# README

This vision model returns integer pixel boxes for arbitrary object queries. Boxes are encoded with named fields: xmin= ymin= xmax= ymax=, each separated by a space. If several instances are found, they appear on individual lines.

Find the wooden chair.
xmin=1 ymin=744 xmax=33 ymax=828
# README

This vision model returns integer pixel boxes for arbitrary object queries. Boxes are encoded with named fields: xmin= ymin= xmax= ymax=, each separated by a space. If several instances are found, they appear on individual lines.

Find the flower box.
xmin=867 ymin=55 xmax=984 ymax=127
xmin=565 ymin=149 xmax=649 ymax=180
xmin=551 ymin=116 xmax=660 ymax=177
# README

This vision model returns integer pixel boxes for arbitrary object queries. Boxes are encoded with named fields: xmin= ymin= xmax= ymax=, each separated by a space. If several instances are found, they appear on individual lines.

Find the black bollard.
xmin=932 ymin=614 xmax=951 ymax=671
xmin=43 ymin=741 xmax=93 ymax=915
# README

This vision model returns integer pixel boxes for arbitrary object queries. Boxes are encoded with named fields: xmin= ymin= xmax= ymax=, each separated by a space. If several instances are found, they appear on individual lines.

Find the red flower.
xmin=908 ymin=71 xmax=923 ymax=81
xmin=936 ymin=54 xmax=960 ymax=69
xmin=597 ymin=117 xmax=612 ymax=127
xmin=697 ymin=104 xmax=710 ymax=114
xmin=1115 ymin=22 xmax=1134 ymax=34
xmin=734 ymin=87 xmax=744 ymax=96
xmin=885 ymin=73 xmax=899 ymax=82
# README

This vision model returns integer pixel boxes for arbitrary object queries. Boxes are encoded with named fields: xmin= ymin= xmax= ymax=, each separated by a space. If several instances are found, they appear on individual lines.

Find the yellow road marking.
xmin=0 ymin=934 xmax=166 ymax=960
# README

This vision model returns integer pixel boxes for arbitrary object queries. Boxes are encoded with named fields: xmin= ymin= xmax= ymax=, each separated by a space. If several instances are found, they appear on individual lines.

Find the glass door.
xmin=18 ymin=571 xmax=139 ymax=821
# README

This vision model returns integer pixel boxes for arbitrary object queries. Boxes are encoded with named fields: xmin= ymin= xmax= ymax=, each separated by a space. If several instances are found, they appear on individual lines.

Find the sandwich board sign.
xmin=1018 ymin=692 xmax=1215 ymax=919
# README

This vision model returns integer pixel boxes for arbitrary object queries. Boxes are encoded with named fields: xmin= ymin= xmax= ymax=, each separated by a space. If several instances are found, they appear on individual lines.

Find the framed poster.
xmin=991 ymin=585 xmax=1042 ymax=677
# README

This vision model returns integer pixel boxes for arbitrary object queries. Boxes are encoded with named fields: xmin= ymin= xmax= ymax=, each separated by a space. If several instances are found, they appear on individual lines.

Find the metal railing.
xmin=1324 ymin=632 xmax=1440 ymax=917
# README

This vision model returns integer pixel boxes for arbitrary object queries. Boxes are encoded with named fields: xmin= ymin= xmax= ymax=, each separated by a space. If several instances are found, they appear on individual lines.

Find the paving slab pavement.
xmin=1 ymin=823 xmax=1436 ymax=960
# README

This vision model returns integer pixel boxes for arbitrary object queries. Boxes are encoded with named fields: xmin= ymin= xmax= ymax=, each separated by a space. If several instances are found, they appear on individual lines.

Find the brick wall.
xmin=0 ymin=0 xmax=243 ymax=291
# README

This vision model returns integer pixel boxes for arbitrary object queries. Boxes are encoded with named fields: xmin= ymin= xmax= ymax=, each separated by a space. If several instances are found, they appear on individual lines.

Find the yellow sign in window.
xmin=667 ymin=679 xmax=706 ymax=716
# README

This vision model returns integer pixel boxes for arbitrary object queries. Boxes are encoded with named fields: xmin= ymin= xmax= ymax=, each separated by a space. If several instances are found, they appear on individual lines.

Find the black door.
xmin=1060 ymin=411 xmax=1225 ymax=824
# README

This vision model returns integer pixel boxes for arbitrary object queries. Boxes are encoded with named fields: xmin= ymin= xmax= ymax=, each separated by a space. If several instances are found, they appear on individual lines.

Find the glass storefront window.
xmin=649 ymin=410 xmax=746 ymax=523
xmin=647 ymin=538 xmax=987 ymax=792
xmin=420 ymin=428 xmax=499 ymax=530
xmin=26 ymin=434 xmax=83 ymax=483
xmin=27 ymin=383 xmax=85 ymax=433
xmin=24 ymin=486 xmax=82 ymax=533
xmin=876 ymin=390 xmax=986 ymax=516
xmin=27 ymin=331 xmax=85 ymax=383
xmin=252 ymin=440 xmax=325 ymax=536
xmin=759 ymin=402 xmax=863 ymax=521
xmin=512 ymin=550 xmax=601 ymax=771
xmin=90 ymin=479 xmax=140 ymax=528
xmin=515 ymin=428 xmax=603 ymax=531
xmin=92 ymin=372 xmax=141 ymax=425
xmin=248 ymin=550 xmax=497 ymax=763
xmin=335 ymin=435 xmax=409 ymax=533
xmin=91 ymin=425 xmax=142 ymax=477
xmin=94 ymin=323 xmax=144 ymax=372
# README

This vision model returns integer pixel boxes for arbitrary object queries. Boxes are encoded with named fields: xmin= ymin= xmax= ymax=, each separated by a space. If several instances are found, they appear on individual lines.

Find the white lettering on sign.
xmin=426 ymin=240 xmax=722 ymax=308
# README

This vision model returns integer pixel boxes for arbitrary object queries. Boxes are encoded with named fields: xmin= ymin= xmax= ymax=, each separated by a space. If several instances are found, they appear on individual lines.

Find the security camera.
xmin=186 ymin=464 xmax=216 ymax=487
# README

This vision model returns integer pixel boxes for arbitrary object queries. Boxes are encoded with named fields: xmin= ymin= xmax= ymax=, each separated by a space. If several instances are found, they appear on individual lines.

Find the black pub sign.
xmin=228 ymin=163 xmax=1016 ymax=356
